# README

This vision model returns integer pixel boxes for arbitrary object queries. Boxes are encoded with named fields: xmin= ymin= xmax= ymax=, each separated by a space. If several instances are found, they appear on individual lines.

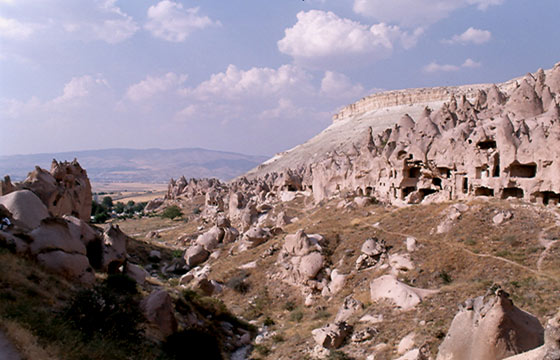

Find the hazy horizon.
xmin=1 ymin=0 xmax=559 ymax=157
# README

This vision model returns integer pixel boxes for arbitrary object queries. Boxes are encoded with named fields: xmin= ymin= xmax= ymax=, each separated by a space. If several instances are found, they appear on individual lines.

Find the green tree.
xmin=161 ymin=205 xmax=182 ymax=220
xmin=102 ymin=196 xmax=113 ymax=209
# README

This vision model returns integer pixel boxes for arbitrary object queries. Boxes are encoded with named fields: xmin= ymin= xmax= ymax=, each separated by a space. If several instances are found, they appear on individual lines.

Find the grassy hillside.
xmin=113 ymin=196 xmax=560 ymax=359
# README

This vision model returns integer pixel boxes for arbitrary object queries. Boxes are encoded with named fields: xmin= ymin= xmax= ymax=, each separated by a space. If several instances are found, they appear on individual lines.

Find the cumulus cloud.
xmin=320 ymin=71 xmax=365 ymax=99
xmin=353 ymin=0 xmax=505 ymax=27
xmin=0 ymin=16 xmax=42 ymax=40
xmin=145 ymin=1 xmax=220 ymax=42
xmin=462 ymin=58 xmax=482 ymax=68
xmin=59 ymin=1 xmax=139 ymax=44
xmin=444 ymin=27 xmax=491 ymax=45
xmin=125 ymin=72 xmax=188 ymax=102
xmin=183 ymin=64 xmax=314 ymax=100
xmin=278 ymin=10 xmax=422 ymax=68
xmin=423 ymin=58 xmax=482 ymax=73
xmin=53 ymin=75 xmax=110 ymax=104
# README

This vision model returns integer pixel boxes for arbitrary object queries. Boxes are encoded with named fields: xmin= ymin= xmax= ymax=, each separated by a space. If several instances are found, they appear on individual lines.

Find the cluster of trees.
xmin=91 ymin=196 xmax=147 ymax=224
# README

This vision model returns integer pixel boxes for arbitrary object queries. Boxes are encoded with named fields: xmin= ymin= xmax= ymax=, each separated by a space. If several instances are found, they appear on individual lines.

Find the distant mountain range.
xmin=0 ymin=148 xmax=269 ymax=183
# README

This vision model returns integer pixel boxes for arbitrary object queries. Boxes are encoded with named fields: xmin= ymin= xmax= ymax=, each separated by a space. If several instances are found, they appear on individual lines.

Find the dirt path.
xmin=536 ymin=210 xmax=560 ymax=272
xmin=0 ymin=330 xmax=21 ymax=360
xmin=372 ymin=218 xmax=554 ymax=280
xmin=130 ymin=225 xmax=181 ymax=237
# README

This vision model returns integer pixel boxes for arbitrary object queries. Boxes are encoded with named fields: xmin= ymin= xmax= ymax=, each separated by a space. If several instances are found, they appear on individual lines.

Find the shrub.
xmin=161 ymin=205 xmax=182 ymax=220
xmin=64 ymin=277 xmax=142 ymax=340
xmin=226 ymin=272 xmax=250 ymax=294
xmin=439 ymin=270 xmax=453 ymax=284
xmin=289 ymin=309 xmax=304 ymax=322
xmin=263 ymin=316 xmax=275 ymax=327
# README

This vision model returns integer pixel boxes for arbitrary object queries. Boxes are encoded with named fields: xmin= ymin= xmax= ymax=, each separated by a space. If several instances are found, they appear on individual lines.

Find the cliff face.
xmin=241 ymin=63 xmax=560 ymax=207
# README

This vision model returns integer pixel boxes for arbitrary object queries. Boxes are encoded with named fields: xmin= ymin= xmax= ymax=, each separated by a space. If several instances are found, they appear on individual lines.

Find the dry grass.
xmin=0 ymin=319 xmax=57 ymax=360
xmin=102 ymin=195 xmax=560 ymax=359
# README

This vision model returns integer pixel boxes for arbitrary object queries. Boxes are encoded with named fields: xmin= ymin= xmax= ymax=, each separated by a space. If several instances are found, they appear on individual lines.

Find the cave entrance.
xmin=475 ymin=187 xmax=494 ymax=197
xmin=502 ymin=187 xmax=524 ymax=199
xmin=509 ymin=162 xmax=537 ymax=178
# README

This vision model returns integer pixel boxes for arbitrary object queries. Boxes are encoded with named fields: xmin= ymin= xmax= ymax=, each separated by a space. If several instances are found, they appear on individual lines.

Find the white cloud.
xmin=444 ymin=27 xmax=491 ymax=45
xmin=125 ymin=72 xmax=188 ymax=102
xmin=462 ymin=58 xmax=482 ymax=68
xmin=53 ymin=1 xmax=139 ymax=44
xmin=278 ymin=10 xmax=421 ymax=67
xmin=424 ymin=62 xmax=460 ymax=73
xmin=353 ymin=0 xmax=505 ymax=27
xmin=145 ymin=1 xmax=219 ymax=42
xmin=52 ymin=75 xmax=109 ymax=104
xmin=184 ymin=64 xmax=314 ymax=100
xmin=0 ymin=16 xmax=42 ymax=40
xmin=93 ymin=18 xmax=139 ymax=44
xmin=423 ymin=58 xmax=482 ymax=73
xmin=467 ymin=0 xmax=505 ymax=10
xmin=320 ymin=71 xmax=365 ymax=99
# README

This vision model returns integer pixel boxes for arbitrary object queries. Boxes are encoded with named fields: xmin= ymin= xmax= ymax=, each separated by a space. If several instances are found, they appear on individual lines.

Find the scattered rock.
xmin=184 ymin=245 xmax=210 ymax=267
xmin=398 ymin=332 xmax=416 ymax=355
xmin=312 ymin=321 xmax=352 ymax=349
xmin=351 ymin=327 xmax=378 ymax=343
xmin=141 ymin=290 xmax=178 ymax=338
xmin=370 ymin=275 xmax=438 ymax=311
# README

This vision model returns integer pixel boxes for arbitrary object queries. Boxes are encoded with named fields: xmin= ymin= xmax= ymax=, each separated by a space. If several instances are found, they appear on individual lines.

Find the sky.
xmin=1 ymin=0 xmax=559 ymax=157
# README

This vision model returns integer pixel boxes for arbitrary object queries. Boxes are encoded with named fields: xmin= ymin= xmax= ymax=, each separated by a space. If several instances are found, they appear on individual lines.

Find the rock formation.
xmin=437 ymin=287 xmax=545 ymax=360
xmin=0 ymin=159 xmax=92 ymax=221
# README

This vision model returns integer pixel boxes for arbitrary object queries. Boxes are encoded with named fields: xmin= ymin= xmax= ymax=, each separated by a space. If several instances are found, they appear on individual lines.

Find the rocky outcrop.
xmin=236 ymin=63 xmax=560 ymax=209
xmin=1 ymin=160 xmax=93 ymax=221
xmin=502 ymin=310 xmax=560 ymax=360
xmin=0 ymin=161 xmax=134 ymax=285
xmin=0 ymin=190 xmax=49 ymax=230
xmin=278 ymin=230 xmax=325 ymax=285
xmin=370 ymin=275 xmax=438 ymax=311
xmin=437 ymin=287 xmax=545 ymax=360
xmin=141 ymin=289 xmax=178 ymax=338
xmin=312 ymin=321 xmax=352 ymax=349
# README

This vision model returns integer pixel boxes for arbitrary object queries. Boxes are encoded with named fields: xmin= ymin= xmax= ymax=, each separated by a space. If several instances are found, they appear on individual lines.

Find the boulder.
xmin=241 ymin=227 xmax=271 ymax=249
xmin=0 ymin=230 xmax=28 ymax=253
xmin=195 ymin=226 xmax=224 ymax=251
xmin=437 ymin=288 xmax=545 ymax=360
xmin=37 ymin=250 xmax=94 ymax=284
xmin=335 ymin=296 xmax=364 ymax=322
xmin=0 ymin=190 xmax=49 ymax=230
xmin=312 ymin=321 xmax=352 ymax=349
xmin=63 ymin=215 xmax=98 ymax=246
xmin=184 ymin=245 xmax=210 ymax=267
xmin=30 ymin=218 xmax=87 ymax=255
xmin=299 ymin=252 xmax=324 ymax=280
xmin=284 ymin=230 xmax=321 ymax=256
xmin=125 ymin=263 xmax=147 ymax=285
xmin=21 ymin=160 xmax=92 ymax=222
xmin=148 ymin=250 xmax=162 ymax=262
xmin=370 ymin=275 xmax=438 ymax=311
xmin=351 ymin=327 xmax=377 ymax=343
xmin=398 ymin=332 xmax=416 ymax=355
xmin=102 ymin=225 xmax=129 ymax=273
xmin=502 ymin=310 xmax=560 ymax=360
xmin=141 ymin=290 xmax=177 ymax=338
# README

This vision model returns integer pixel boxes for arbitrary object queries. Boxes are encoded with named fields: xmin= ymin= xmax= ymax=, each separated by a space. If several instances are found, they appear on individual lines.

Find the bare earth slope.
xmin=245 ymin=81 xmax=516 ymax=179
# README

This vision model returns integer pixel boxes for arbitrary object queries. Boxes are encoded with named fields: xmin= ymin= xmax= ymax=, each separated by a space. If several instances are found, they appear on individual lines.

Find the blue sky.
xmin=1 ymin=0 xmax=559 ymax=157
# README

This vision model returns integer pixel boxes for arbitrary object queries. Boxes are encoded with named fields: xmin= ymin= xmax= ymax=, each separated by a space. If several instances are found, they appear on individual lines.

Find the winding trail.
xmin=131 ymin=225 xmax=181 ymax=238
xmin=536 ymin=211 xmax=560 ymax=272
xmin=0 ymin=330 xmax=21 ymax=360
xmin=372 ymin=214 xmax=557 ymax=280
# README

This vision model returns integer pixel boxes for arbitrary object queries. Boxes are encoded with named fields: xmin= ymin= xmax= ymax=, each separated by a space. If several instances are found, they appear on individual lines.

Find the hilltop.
xmin=0 ymin=148 xmax=268 ymax=184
